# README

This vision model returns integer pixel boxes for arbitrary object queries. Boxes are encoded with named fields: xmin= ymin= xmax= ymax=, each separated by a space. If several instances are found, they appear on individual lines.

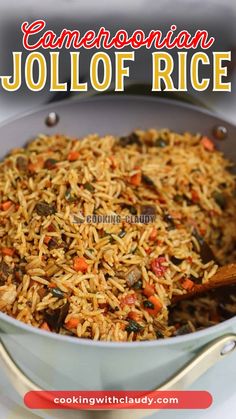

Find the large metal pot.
xmin=0 ymin=96 xmax=235 ymax=410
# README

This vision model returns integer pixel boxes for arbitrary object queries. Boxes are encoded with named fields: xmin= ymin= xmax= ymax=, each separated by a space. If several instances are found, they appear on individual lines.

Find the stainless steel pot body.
xmin=0 ymin=96 xmax=236 ymax=392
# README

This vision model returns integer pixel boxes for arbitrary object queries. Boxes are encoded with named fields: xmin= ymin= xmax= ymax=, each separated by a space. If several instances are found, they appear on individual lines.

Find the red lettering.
xmin=20 ymin=21 xmax=215 ymax=52
xmin=21 ymin=20 xmax=46 ymax=50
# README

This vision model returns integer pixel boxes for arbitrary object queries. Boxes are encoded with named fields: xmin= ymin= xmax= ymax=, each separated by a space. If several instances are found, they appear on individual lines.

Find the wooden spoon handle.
xmin=172 ymin=263 xmax=236 ymax=303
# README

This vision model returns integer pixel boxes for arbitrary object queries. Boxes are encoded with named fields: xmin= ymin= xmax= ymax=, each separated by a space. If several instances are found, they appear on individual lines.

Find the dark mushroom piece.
xmin=141 ymin=174 xmax=159 ymax=193
xmin=47 ymin=238 xmax=59 ymax=250
xmin=16 ymin=156 xmax=28 ymax=172
xmin=119 ymin=132 xmax=141 ymax=147
xmin=43 ymin=301 xmax=69 ymax=332
xmin=173 ymin=323 xmax=194 ymax=336
xmin=125 ymin=266 xmax=142 ymax=287
xmin=163 ymin=213 xmax=176 ymax=231
xmin=35 ymin=201 xmax=56 ymax=216
xmin=192 ymin=229 xmax=217 ymax=264
xmin=0 ymin=260 xmax=11 ymax=280
xmin=43 ymin=158 xmax=58 ymax=170
xmin=171 ymin=256 xmax=183 ymax=266
xmin=213 ymin=191 xmax=227 ymax=210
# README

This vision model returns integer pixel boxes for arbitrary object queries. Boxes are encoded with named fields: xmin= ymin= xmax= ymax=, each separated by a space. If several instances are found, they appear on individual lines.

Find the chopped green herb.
xmin=125 ymin=319 xmax=143 ymax=333
xmin=118 ymin=229 xmax=126 ymax=238
xmin=44 ymin=158 xmax=58 ymax=170
xmin=84 ymin=182 xmax=95 ymax=193
xmin=51 ymin=287 xmax=65 ymax=299
xmin=143 ymin=300 xmax=155 ymax=309
xmin=120 ymin=203 xmax=137 ymax=215
xmin=174 ymin=194 xmax=183 ymax=203
xmin=132 ymin=279 xmax=143 ymax=290
xmin=213 ymin=191 xmax=227 ymax=210
xmin=155 ymin=138 xmax=169 ymax=148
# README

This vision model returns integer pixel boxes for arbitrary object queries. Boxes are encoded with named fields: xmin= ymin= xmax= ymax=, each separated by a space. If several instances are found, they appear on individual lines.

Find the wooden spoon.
xmin=172 ymin=263 xmax=236 ymax=303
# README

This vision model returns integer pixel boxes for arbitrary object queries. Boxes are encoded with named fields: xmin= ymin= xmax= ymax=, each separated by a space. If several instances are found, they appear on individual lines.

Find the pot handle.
xmin=0 ymin=333 xmax=236 ymax=398
xmin=157 ymin=333 xmax=236 ymax=390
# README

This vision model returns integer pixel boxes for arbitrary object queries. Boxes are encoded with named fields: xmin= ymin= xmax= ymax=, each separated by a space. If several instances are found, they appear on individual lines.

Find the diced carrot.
xmin=109 ymin=155 xmax=117 ymax=169
xmin=143 ymin=283 xmax=155 ymax=297
xmin=48 ymin=282 xmax=57 ymax=289
xmin=145 ymin=247 xmax=152 ymax=255
xmin=149 ymin=227 xmax=158 ymax=241
xmin=199 ymin=227 xmax=206 ymax=236
xmin=129 ymin=171 xmax=141 ymax=186
xmin=145 ymin=296 xmax=162 ymax=316
xmin=191 ymin=190 xmax=200 ymax=203
xmin=182 ymin=278 xmax=194 ymax=290
xmin=28 ymin=156 xmax=44 ymax=172
xmin=1 ymin=247 xmax=14 ymax=256
xmin=40 ymin=322 xmax=51 ymax=331
xmin=73 ymin=256 xmax=88 ymax=273
xmin=65 ymin=318 xmax=80 ymax=329
xmin=128 ymin=311 xmax=142 ymax=322
xmin=1 ymin=201 xmax=13 ymax=211
xmin=67 ymin=151 xmax=80 ymax=162
xmin=44 ymin=236 xmax=51 ymax=245
xmin=201 ymin=136 xmax=215 ymax=151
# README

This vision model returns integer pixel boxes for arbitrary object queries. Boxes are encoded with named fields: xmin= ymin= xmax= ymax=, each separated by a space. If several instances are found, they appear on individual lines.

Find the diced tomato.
xmin=182 ymin=278 xmax=194 ymax=290
xmin=143 ymin=283 xmax=155 ymax=297
xmin=145 ymin=296 xmax=162 ymax=316
xmin=145 ymin=247 xmax=152 ymax=255
xmin=67 ymin=151 xmax=80 ymax=161
xmin=120 ymin=293 xmax=137 ymax=308
xmin=151 ymin=256 xmax=167 ymax=277
xmin=47 ymin=224 xmax=55 ymax=232
xmin=201 ymin=136 xmax=215 ymax=151
xmin=73 ymin=256 xmax=89 ymax=273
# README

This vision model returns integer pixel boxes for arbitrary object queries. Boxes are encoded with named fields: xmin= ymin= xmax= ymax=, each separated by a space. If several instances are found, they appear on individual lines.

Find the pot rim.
xmin=1 ymin=311 xmax=235 ymax=348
